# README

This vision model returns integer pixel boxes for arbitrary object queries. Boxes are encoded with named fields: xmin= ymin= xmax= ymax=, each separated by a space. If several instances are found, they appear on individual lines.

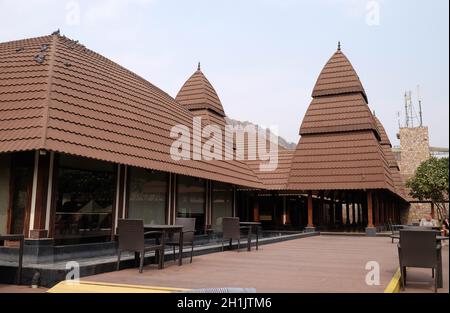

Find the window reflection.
xmin=176 ymin=175 xmax=205 ymax=233
xmin=212 ymin=182 xmax=233 ymax=233
xmin=128 ymin=168 xmax=167 ymax=225
xmin=55 ymin=155 xmax=115 ymax=244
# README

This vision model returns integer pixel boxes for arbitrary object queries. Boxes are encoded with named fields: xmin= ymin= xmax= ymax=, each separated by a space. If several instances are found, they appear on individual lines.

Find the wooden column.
xmin=318 ymin=191 xmax=324 ymax=226
xmin=29 ymin=151 xmax=53 ymax=239
xmin=351 ymin=197 xmax=356 ymax=225
xmin=367 ymin=191 xmax=374 ymax=228
xmin=336 ymin=197 xmax=342 ymax=225
xmin=307 ymin=191 xmax=314 ymax=227
xmin=253 ymin=194 xmax=260 ymax=222
xmin=329 ymin=193 xmax=335 ymax=226
xmin=345 ymin=196 xmax=350 ymax=225
xmin=373 ymin=192 xmax=379 ymax=226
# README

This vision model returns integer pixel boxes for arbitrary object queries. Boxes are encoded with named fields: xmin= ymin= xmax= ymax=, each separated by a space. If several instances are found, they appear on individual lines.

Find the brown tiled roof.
xmin=0 ymin=34 xmax=262 ymax=188
xmin=0 ymin=35 xmax=51 ymax=153
xmin=312 ymin=49 xmax=367 ymax=102
xmin=374 ymin=116 xmax=407 ymax=198
xmin=289 ymin=48 xmax=394 ymax=192
xmin=176 ymin=66 xmax=226 ymax=117
xmin=299 ymin=93 xmax=380 ymax=137
xmin=288 ymin=131 xmax=395 ymax=191
xmin=245 ymin=147 xmax=294 ymax=190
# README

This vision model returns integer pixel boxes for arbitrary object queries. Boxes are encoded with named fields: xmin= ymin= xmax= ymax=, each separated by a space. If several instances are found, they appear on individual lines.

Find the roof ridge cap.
xmin=197 ymin=70 xmax=210 ymax=105
xmin=40 ymin=33 xmax=59 ymax=149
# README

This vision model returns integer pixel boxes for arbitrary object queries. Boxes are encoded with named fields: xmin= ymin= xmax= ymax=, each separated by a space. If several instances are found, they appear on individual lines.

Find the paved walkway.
xmin=1 ymin=236 xmax=446 ymax=293
xmin=0 ymin=285 xmax=47 ymax=293
xmin=84 ymin=236 xmax=401 ymax=293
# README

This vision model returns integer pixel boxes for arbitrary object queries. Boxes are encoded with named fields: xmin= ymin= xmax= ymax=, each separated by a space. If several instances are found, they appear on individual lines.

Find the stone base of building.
xmin=304 ymin=227 xmax=316 ymax=233
xmin=365 ymin=227 xmax=377 ymax=237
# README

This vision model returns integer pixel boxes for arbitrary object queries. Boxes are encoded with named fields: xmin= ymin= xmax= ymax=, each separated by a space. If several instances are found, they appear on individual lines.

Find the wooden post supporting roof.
xmin=307 ymin=191 xmax=314 ymax=228
xmin=351 ymin=194 xmax=356 ymax=225
xmin=365 ymin=190 xmax=377 ymax=236
xmin=367 ymin=191 xmax=374 ymax=228
xmin=253 ymin=194 xmax=260 ymax=222
xmin=345 ymin=195 xmax=350 ymax=225
xmin=29 ymin=151 xmax=54 ymax=239
xmin=319 ymin=191 xmax=324 ymax=226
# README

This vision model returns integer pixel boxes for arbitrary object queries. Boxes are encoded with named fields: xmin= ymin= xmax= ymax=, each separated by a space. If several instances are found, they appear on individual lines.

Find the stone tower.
xmin=398 ymin=126 xmax=431 ymax=180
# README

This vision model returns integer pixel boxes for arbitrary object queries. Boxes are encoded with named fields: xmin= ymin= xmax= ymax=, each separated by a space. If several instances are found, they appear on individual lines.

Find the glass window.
xmin=54 ymin=155 xmax=115 ymax=244
xmin=128 ymin=168 xmax=167 ymax=225
xmin=0 ymin=154 xmax=10 ymax=234
xmin=8 ymin=152 xmax=34 ymax=235
xmin=211 ymin=182 xmax=233 ymax=232
xmin=176 ymin=175 xmax=205 ymax=233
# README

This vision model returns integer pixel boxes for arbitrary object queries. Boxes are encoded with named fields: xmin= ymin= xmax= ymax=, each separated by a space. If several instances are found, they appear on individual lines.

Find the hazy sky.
xmin=1 ymin=0 xmax=448 ymax=147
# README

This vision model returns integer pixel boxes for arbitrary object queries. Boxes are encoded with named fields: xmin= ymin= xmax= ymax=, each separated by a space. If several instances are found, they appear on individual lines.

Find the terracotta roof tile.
xmin=289 ymin=48 xmax=395 ymax=192
xmin=176 ymin=67 xmax=225 ymax=117
xmin=0 ymin=34 xmax=262 ymax=189
xmin=374 ymin=116 xmax=407 ymax=199
xmin=300 ymin=93 xmax=380 ymax=137
xmin=312 ymin=50 xmax=367 ymax=101
xmin=288 ymin=131 xmax=395 ymax=191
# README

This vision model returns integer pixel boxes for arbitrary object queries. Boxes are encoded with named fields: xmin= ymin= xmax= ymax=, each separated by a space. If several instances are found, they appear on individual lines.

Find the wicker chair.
xmin=166 ymin=217 xmax=196 ymax=264
xmin=398 ymin=229 xmax=441 ymax=292
xmin=221 ymin=217 xmax=250 ymax=252
xmin=116 ymin=219 xmax=165 ymax=273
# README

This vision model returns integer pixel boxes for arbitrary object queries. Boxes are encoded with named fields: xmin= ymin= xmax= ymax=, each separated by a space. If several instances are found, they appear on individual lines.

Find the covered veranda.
xmin=237 ymin=189 xmax=406 ymax=234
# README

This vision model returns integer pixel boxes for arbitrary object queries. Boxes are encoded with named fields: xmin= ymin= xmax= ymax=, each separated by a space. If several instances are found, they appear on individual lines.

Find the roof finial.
xmin=337 ymin=41 xmax=341 ymax=51
xmin=52 ymin=29 xmax=60 ymax=36
xmin=197 ymin=62 xmax=201 ymax=71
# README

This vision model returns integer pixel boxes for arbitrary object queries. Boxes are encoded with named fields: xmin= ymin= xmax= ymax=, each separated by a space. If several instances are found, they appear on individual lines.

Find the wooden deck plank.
xmin=83 ymin=236 xmax=404 ymax=293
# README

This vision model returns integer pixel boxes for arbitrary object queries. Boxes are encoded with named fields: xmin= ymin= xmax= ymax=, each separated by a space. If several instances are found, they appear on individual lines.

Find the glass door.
xmin=8 ymin=152 xmax=34 ymax=235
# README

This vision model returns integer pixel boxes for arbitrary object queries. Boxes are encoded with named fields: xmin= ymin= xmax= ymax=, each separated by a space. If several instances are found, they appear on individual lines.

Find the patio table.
xmin=240 ymin=222 xmax=261 ymax=251
xmin=0 ymin=234 xmax=24 ymax=285
xmin=144 ymin=225 xmax=184 ymax=268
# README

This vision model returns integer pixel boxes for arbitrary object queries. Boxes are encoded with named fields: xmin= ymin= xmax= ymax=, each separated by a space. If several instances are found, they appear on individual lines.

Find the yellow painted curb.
xmin=384 ymin=268 xmax=401 ymax=293
xmin=47 ymin=280 xmax=188 ymax=293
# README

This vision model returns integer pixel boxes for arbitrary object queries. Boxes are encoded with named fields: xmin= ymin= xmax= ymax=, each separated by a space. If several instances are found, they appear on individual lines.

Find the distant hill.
xmin=225 ymin=117 xmax=297 ymax=150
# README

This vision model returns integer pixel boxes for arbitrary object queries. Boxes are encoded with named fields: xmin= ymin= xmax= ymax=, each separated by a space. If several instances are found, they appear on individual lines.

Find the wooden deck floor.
xmin=84 ymin=236 xmax=409 ymax=293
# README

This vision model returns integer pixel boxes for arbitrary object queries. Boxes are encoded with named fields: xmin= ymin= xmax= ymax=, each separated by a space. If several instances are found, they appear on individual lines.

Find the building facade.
xmin=0 ymin=34 xmax=409 ymax=252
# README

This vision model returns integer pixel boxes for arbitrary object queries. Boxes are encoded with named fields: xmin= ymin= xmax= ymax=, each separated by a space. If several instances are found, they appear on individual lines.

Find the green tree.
xmin=406 ymin=157 xmax=449 ymax=223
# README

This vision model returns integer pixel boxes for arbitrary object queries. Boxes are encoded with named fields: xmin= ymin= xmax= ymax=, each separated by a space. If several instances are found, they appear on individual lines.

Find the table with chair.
xmin=156 ymin=217 xmax=196 ymax=266
xmin=116 ymin=219 xmax=166 ymax=273
xmin=116 ymin=218 xmax=196 ymax=273
xmin=221 ymin=217 xmax=261 ymax=252
xmin=240 ymin=221 xmax=261 ymax=251
xmin=397 ymin=228 xmax=448 ymax=292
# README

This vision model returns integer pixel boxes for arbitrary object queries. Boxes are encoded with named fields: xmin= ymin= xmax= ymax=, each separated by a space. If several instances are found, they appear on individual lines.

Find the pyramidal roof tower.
xmin=176 ymin=63 xmax=226 ymax=127
xmin=374 ymin=116 xmax=407 ymax=197
xmin=311 ymin=42 xmax=368 ymax=102
xmin=288 ymin=44 xmax=395 ymax=192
